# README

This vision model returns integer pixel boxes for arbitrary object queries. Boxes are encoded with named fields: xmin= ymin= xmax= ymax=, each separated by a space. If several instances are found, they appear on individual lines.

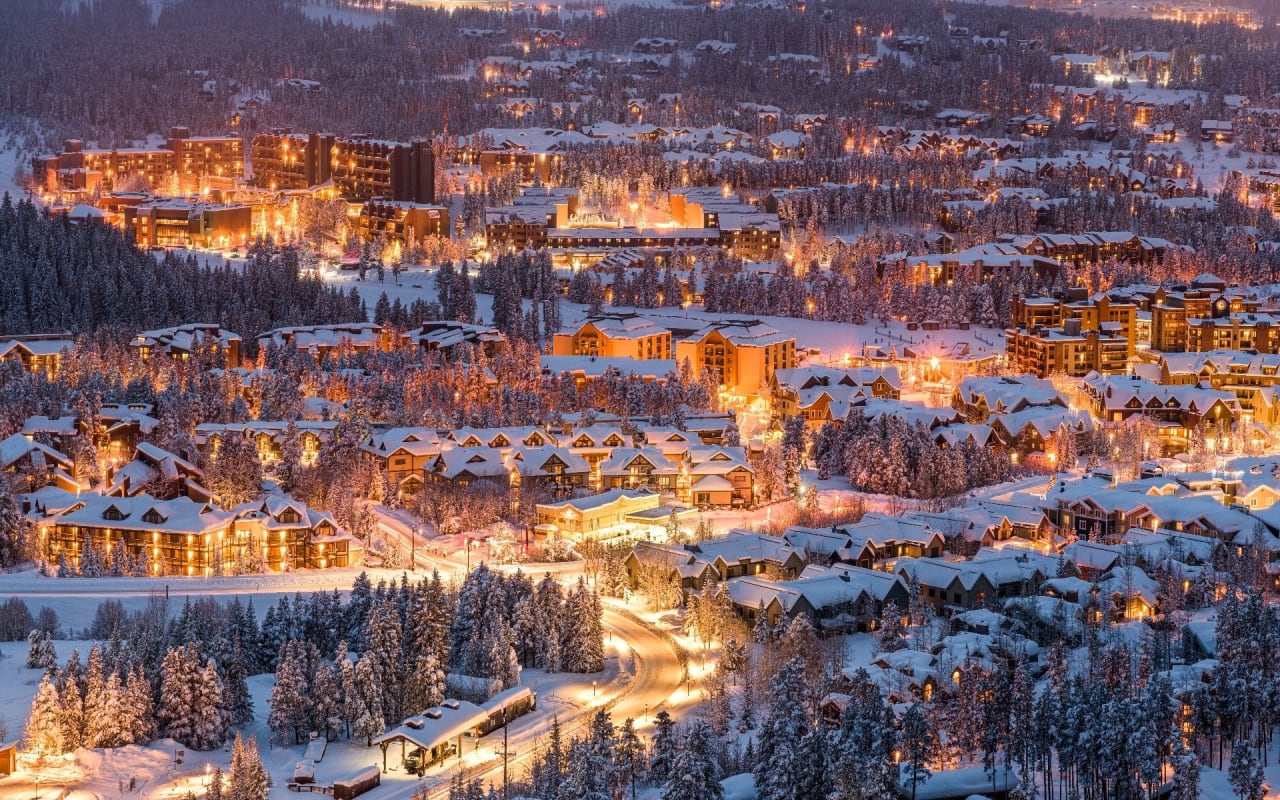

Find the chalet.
xmin=0 ymin=334 xmax=74 ymax=379
xmin=362 ymin=428 xmax=445 ymax=497
xmin=195 ymin=421 xmax=336 ymax=467
xmin=691 ymin=530 xmax=806 ymax=581
xmin=688 ymin=448 xmax=754 ymax=508
xmin=106 ymin=442 xmax=209 ymax=502
xmin=624 ymin=541 xmax=714 ymax=591
xmin=0 ymin=433 xmax=77 ymax=492
xmin=597 ymin=447 xmax=683 ymax=495
xmin=506 ymin=446 xmax=590 ymax=493
xmin=233 ymin=494 xmax=360 ymax=570
xmin=1046 ymin=481 xmax=1153 ymax=541
xmin=400 ymin=321 xmax=506 ymax=359
xmin=836 ymin=513 xmax=946 ymax=568
xmin=258 ymin=323 xmax=393 ymax=361
xmin=130 ymin=324 xmax=241 ymax=366
xmin=426 ymin=447 xmax=510 ymax=487
xmin=451 ymin=426 xmax=559 ymax=449
xmin=895 ymin=557 xmax=999 ymax=612
xmin=952 ymin=375 xmax=1066 ymax=421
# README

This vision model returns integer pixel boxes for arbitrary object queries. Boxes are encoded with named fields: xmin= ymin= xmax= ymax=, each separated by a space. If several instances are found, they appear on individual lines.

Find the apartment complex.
xmin=358 ymin=199 xmax=450 ymax=244
xmin=250 ymin=129 xmax=335 ymax=191
xmin=124 ymin=200 xmax=253 ymax=249
xmin=130 ymin=323 xmax=242 ymax=366
xmin=675 ymin=319 xmax=797 ymax=397
xmin=34 ymin=127 xmax=243 ymax=195
xmin=40 ymin=493 xmax=359 ymax=576
xmin=552 ymin=314 xmax=673 ymax=359
xmin=1006 ymin=319 xmax=1130 ymax=378
xmin=250 ymin=131 xmax=435 ymax=203
xmin=485 ymin=187 xmax=781 ymax=263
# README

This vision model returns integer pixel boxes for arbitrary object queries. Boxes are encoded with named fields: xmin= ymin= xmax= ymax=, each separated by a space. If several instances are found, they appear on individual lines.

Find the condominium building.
xmin=124 ymin=200 xmax=252 ymax=250
xmin=40 ymin=492 xmax=359 ymax=575
xmin=331 ymin=136 xmax=435 ymax=204
xmin=358 ymin=199 xmax=450 ymax=244
xmin=130 ymin=323 xmax=242 ymax=366
xmin=1005 ymin=319 xmax=1130 ymax=377
xmin=250 ymin=132 xmax=434 ymax=203
xmin=250 ymin=129 xmax=334 ymax=191
xmin=33 ymin=127 xmax=243 ymax=195
xmin=552 ymin=314 xmax=673 ymax=359
xmin=674 ymin=320 xmax=797 ymax=398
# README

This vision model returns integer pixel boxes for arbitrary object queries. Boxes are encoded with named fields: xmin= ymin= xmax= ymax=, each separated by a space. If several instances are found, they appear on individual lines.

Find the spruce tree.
xmin=662 ymin=720 xmax=724 ymax=800
xmin=229 ymin=732 xmax=270 ymax=800
xmin=25 ymin=673 xmax=65 ymax=759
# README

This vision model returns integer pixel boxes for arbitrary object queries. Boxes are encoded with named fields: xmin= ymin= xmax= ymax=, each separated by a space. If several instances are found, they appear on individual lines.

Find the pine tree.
xmin=310 ymin=660 xmax=343 ymax=741
xmin=269 ymin=644 xmax=310 ymax=745
xmin=25 ymin=673 xmax=65 ymax=759
xmin=224 ymin=643 xmax=254 ymax=728
xmin=364 ymin=596 xmax=404 ymax=722
xmin=208 ymin=766 xmax=226 ymax=800
xmin=158 ymin=645 xmax=198 ymax=746
xmin=336 ymin=641 xmax=358 ymax=739
xmin=649 ymin=710 xmax=678 ymax=785
xmin=663 ymin=720 xmax=724 ymax=800
xmin=191 ymin=658 xmax=228 ymax=750
xmin=351 ymin=655 xmax=385 ymax=746
xmin=528 ymin=717 xmax=566 ymax=800
xmin=1228 ymin=740 xmax=1263 ymax=800
xmin=125 ymin=665 xmax=157 ymax=744
xmin=755 ymin=658 xmax=823 ymax=800
xmin=899 ymin=702 xmax=938 ymax=800
xmin=229 ymin=732 xmax=270 ymax=800
xmin=615 ymin=718 xmax=647 ymax=799
xmin=563 ymin=578 xmax=605 ymax=673
xmin=1170 ymin=741 xmax=1200 ymax=800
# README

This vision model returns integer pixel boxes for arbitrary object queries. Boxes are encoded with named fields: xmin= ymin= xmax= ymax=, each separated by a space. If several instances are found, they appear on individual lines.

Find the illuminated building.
xmin=130 ymin=323 xmax=242 ymax=366
xmin=553 ymin=314 xmax=673 ymax=359
xmin=1005 ymin=320 xmax=1130 ymax=378
xmin=674 ymin=320 xmax=797 ymax=398
xmin=250 ymin=129 xmax=334 ymax=191
xmin=331 ymin=136 xmax=435 ymax=203
xmin=124 ymin=200 xmax=252 ymax=250
xmin=33 ymin=127 xmax=243 ymax=195
xmin=357 ymin=199 xmax=450 ymax=244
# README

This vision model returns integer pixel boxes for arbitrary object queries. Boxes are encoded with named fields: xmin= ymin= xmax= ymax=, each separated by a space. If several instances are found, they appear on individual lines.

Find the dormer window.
xmin=142 ymin=508 xmax=167 ymax=524
xmin=103 ymin=505 xmax=128 ymax=521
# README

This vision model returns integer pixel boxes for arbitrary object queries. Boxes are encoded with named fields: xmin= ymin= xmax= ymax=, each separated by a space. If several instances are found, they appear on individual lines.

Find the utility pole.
xmin=497 ymin=706 xmax=513 ymax=800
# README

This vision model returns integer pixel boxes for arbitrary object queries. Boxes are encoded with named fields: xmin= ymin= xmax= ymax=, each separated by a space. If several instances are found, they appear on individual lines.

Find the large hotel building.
xmin=34 ymin=126 xmax=244 ymax=195
xmin=250 ymin=128 xmax=435 ymax=204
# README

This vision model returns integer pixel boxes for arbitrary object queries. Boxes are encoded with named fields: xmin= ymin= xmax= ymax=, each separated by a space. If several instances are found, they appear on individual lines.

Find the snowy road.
xmin=383 ymin=603 xmax=685 ymax=800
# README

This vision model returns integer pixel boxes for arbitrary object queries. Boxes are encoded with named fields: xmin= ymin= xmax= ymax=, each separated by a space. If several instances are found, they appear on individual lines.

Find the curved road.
xmin=398 ymin=604 xmax=683 ymax=800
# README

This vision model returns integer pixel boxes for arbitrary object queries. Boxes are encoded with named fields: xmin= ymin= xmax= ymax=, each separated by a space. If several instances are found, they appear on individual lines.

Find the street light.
xmin=592 ymin=680 xmax=598 ymax=697
xmin=410 ymin=524 xmax=417 ymax=572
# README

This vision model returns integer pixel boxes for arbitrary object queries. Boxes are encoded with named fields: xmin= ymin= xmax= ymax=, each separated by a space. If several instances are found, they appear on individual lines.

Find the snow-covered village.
xmin=4 ymin=0 xmax=1280 ymax=799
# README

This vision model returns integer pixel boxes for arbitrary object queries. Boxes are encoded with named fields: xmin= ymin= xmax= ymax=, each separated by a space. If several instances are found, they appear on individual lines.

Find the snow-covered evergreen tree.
xmin=649 ymin=710 xmax=678 ymax=785
xmin=25 ymin=673 xmax=65 ymax=758
xmin=158 ymin=644 xmax=198 ymax=746
xmin=269 ymin=644 xmax=311 ymax=745
xmin=190 ymin=658 xmax=228 ymax=750
xmin=351 ymin=655 xmax=385 ymax=746
xmin=228 ymin=732 xmax=270 ymax=800
xmin=662 ymin=720 xmax=724 ymax=800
